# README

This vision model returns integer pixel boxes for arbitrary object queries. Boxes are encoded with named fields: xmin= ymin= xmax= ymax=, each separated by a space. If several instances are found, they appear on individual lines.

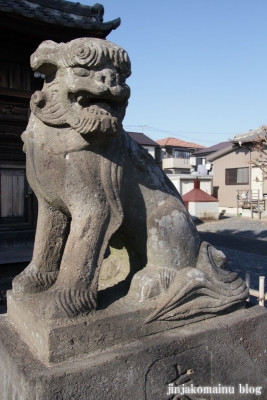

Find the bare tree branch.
xmin=248 ymin=126 xmax=267 ymax=180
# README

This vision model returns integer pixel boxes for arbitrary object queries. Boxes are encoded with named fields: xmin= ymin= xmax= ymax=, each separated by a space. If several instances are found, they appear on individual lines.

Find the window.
xmin=196 ymin=157 xmax=205 ymax=166
xmin=0 ymin=167 xmax=34 ymax=226
xmin=225 ymin=168 xmax=249 ymax=185
xmin=0 ymin=60 xmax=43 ymax=92
xmin=173 ymin=149 xmax=190 ymax=159
xmin=165 ymin=149 xmax=173 ymax=158
xmin=1 ymin=168 xmax=25 ymax=218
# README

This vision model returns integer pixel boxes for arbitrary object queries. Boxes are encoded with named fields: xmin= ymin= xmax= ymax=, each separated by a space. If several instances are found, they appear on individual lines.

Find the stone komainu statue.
xmin=13 ymin=38 xmax=248 ymax=321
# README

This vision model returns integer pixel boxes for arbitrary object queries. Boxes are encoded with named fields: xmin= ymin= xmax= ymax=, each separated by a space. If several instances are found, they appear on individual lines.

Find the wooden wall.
xmin=212 ymin=147 xmax=261 ymax=207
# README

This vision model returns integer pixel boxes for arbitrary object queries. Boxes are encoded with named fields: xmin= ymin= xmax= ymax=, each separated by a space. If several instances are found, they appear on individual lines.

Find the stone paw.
xmin=12 ymin=266 xmax=58 ymax=293
xmin=37 ymin=284 xmax=97 ymax=320
xmin=128 ymin=266 xmax=177 ymax=302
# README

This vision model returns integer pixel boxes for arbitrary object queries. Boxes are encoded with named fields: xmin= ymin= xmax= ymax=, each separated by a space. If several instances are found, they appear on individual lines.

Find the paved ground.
xmin=197 ymin=215 xmax=267 ymax=296
xmin=197 ymin=215 xmax=267 ymax=242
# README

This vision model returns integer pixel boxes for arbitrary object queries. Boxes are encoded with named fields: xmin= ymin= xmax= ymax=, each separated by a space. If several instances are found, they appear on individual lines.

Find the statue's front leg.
xmin=12 ymin=200 xmax=70 ymax=293
xmin=38 ymin=209 xmax=112 ymax=319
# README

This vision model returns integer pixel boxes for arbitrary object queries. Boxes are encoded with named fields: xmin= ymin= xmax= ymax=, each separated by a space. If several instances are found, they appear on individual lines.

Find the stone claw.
xmin=12 ymin=268 xmax=58 ymax=293
xmin=37 ymin=284 xmax=97 ymax=320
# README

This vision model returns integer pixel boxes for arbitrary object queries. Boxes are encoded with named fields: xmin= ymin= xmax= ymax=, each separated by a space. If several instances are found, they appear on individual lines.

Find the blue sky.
xmin=70 ymin=0 xmax=267 ymax=147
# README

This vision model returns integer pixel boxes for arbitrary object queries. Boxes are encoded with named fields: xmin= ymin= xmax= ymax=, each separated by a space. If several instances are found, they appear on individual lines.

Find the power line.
xmin=124 ymin=125 xmax=233 ymax=144
xmin=124 ymin=125 xmax=237 ymax=135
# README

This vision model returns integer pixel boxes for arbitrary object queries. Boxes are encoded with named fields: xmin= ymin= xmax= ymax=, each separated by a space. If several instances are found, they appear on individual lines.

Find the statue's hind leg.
xmin=12 ymin=200 xmax=70 ymax=293
xmin=146 ymin=198 xmax=201 ymax=271
xmin=128 ymin=197 xmax=201 ymax=301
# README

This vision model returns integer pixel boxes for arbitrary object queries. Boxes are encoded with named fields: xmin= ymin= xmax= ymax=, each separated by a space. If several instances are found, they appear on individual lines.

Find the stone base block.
xmin=1 ymin=305 xmax=267 ymax=400
xmin=7 ymin=289 xmax=221 ymax=365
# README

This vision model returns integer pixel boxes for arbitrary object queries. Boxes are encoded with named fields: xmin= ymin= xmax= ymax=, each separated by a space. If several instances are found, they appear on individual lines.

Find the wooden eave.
xmin=0 ymin=12 xmax=111 ymax=43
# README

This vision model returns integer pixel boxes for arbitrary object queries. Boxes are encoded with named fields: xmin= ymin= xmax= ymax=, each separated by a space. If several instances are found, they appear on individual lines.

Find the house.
xmin=156 ymin=137 xmax=205 ymax=174
xmin=155 ymin=137 xmax=210 ymax=197
xmin=206 ymin=127 xmax=267 ymax=216
xmin=0 ymin=0 xmax=120 ymax=263
xmin=127 ymin=132 xmax=159 ymax=158
xmin=191 ymin=141 xmax=230 ymax=176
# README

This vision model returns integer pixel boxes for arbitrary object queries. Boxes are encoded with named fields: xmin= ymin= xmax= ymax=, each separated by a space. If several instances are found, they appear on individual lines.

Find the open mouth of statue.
xmin=72 ymin=92 xmax=122 ymax=117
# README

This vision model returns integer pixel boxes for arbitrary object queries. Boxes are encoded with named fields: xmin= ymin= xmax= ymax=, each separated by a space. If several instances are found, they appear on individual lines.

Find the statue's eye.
xmin=37 ymin=63 xmax=57 ymax=84
xmin=73 ymin=68 xmax=91 ymax=77
xmin=45 ymin=72 xmax=56 ymax=84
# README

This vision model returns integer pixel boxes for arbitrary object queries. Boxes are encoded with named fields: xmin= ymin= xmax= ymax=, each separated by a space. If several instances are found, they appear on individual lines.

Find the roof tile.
xmin=127 ymin=132 xmax=159 ymax=146
xmin=233 ymin=127 xmax=267 ymax=144
xmin=0 ymin=0 xmax=120 ymax=38
xmin=193 ymin=141 xmax=229 ymax=155
xmin=156 ymin=137 xmax=205 ymax=149
xmin=182 ymin=188 xmax=218 ymax=202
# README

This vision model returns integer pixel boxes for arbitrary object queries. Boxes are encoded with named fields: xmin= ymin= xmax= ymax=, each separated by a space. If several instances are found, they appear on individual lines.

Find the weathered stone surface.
xmin=8 ymin=288 xmax=226 ymax=365
xmin=11 ymin=37 xmax=248 ymax=323
xmin=1 ymin=305 xmax=267 ymax=399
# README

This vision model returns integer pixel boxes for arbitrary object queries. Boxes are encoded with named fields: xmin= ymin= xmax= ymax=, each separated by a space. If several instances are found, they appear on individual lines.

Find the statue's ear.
xmin=30 ymin=40 xmax=61 ymax=75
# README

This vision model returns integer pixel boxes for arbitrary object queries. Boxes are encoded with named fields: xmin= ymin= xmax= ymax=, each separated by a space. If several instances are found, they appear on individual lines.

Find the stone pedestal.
xmin=1 ymin=304 xmax=267 ymax=400
xmin=6 ymin=289 xmax=221 ymax=365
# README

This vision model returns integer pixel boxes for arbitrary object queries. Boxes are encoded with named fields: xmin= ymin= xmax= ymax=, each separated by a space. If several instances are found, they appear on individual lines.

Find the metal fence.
xmin=245 ymin=272 xmax=266 ymax=307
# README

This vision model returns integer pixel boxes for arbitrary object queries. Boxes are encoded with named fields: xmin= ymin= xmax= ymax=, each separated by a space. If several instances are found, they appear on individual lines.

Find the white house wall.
xmin=142 ymin=146 xmax=155 ymax=158
xmin=188 ymin=202 xmax=218 ymax=221
xmin=167 ymin=174 xmax=212 ymax=196
xmin=199 ymin=180 xmax=212 ymax=194
xmin=180 ymin=180 xmax=194 ymax=195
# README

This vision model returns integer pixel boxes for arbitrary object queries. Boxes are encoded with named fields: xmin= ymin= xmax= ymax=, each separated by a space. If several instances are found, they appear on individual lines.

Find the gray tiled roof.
xmin=206 ymin=144 xmax=236 ymax=162
xmin=193 ymin=141 xmax=230 ymax=155
xmin=0 ymin=0 xmax=120 ymax=35
xmin=232 ymin=127 xmax=267 ymax=144
xmin=127 ymin=132 xmax=159 ymax=147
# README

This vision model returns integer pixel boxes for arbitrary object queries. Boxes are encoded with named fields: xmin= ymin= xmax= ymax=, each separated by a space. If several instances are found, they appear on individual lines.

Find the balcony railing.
xmin=162 ymin=157 xmax=190 ymax=169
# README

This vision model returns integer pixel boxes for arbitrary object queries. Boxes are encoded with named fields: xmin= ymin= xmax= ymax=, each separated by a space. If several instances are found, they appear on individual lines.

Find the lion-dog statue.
xmin=13 ymin=38 xmax=248 ymax=321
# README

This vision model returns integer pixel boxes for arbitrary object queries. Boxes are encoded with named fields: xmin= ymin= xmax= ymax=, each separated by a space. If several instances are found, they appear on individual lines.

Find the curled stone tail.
xmin=144 ymin=242 xmax=248 ymax=323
